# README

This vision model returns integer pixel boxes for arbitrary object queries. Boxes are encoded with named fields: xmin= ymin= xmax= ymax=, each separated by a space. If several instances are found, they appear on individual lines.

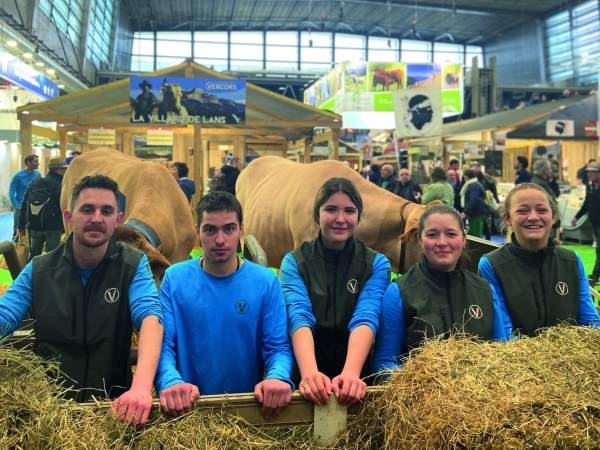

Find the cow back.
xmin=61 ymin=148 xmax=197 ymax=265
xmin=236 ymin=156 xmax=425 ymax=273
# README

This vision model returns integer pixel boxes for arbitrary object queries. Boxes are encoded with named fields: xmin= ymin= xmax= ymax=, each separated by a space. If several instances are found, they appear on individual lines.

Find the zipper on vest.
xmin=445 ymin=273 xmax=456 ymax=330
xmin=537 ymin=264 xmax=548 ymax=326
xmin=332 ymin=253 xmax=338 ymax=366
xmin=532 ymin=284 xmax=542 ymax=322
xmin=326 ymin=285 xmax=331 ymax=321
xmin=440 ymin=308 xmax=449 ymax=335
xmin=71 ymin=295 xmax=77 ymax=337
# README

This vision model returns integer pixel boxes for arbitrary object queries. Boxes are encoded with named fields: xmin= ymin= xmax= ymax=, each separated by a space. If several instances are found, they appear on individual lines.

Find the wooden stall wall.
xmin=560 ymin=141 xmax=598 ymax=184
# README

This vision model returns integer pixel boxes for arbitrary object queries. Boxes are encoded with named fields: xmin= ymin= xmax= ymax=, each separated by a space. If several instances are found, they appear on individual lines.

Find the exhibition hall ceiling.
xmin=122 ymin=0 xmax=580 ymax=44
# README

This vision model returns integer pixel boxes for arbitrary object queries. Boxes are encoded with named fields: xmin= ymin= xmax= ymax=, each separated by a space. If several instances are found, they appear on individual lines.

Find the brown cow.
xmin=236 ymin=156 xmax=429 ymax=274
xmin=61 ymin=148 xmax=197 ymax=283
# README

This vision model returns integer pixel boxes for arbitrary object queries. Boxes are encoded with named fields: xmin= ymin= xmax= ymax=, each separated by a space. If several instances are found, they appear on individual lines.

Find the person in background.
xmin=460 ymin=169 xmax=489 ymax=238
xmin=514 ymin=156 xmax=532 ymax=185
xmin=421 ymin=167 xmax=454 ymax=206
xmin=480 ymin=183 xmax=599 ymax=337
xmin=446 ymin=169 xmax=463 ymax=213
xmin=571 ymin=163 xmax=600 ymax=286
xmin=576 ymin=159 xmax=596 ymax=186
xmin=0 ymin=175 xmax=163 ymax=425
xmin=396 ymin=168 xmax=423 ymax=203
xmin=369 ymin=164 xmax=382 ymax=186
xmin=155 ymin=191 xmax=294 ymax=419
xmin=219 ymin=157 xmax=243 ymax=196
xmin=280 ymin=178 xmax=390 ymax=408
xmin=380 ymin=164 xmax=399 ymax=193
xmin=170 ymin=162 xmax=196 ymax=204
xmin=17 ymin=156 xmax=69 ymax=259
xmin=9 ymin=154 xmax=41 ymax=240
xmin=372 ymin=204 xmax=510 ymax=374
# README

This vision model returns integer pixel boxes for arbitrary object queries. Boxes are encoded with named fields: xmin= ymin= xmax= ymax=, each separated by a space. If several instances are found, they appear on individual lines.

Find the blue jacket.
xmin=177 ymin=177 xmax=196 ymax=203
xmin=464 ymin=181 xmax=489 ymax=216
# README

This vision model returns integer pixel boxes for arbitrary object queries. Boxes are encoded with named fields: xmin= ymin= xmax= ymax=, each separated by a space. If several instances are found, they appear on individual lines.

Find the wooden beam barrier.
xmin=80 ymin=390 xmax=384 ymax=444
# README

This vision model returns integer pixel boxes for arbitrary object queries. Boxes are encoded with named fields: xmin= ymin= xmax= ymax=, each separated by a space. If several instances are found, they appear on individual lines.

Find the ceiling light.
xmin=22 ymin=111 xmax=29 ymax=114
xmin=47 ymin=68 xmax=55 ymax=74
xmin=6 ymin=40 xmax=17 ymax=47
xmin=35 ymin=61 xmax=44 ymax=67
xmin=22 ymin=52 xmax=33 ymax=58
xmin=57 ymin=84 xmax=65 ymax=88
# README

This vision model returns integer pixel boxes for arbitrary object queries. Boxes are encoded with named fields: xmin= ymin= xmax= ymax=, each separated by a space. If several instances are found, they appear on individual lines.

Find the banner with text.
xmin=88 ymin=126 xmax=116 ymax=145
xmin=130 ymin=77 xmax=246 ymax=125
xmin=147 ymin=127 xmax=173 ymax=146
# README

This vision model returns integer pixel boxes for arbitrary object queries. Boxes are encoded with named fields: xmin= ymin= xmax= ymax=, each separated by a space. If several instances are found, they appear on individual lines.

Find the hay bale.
xmin=0 ymin=345 xmax=317 ymax=449
xmin=337 ymin=326 xmax=600 ymax=449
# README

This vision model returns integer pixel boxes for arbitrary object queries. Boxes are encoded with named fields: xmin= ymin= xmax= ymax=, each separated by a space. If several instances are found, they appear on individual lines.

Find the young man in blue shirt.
xmin=155 ymin=191 xmax=294 ymax=419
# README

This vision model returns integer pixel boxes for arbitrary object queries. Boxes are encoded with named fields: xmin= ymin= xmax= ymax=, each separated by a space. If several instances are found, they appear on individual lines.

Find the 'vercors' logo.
xmin=468 ymin=305 xmax=483 ymax=319
xmin=235 ymin=300 xmax=249 ymax=314
xmin=347 ymin=279 xmax=358 ymax=294
xmin=105 ymin=288 xmax=119 ymax=303
xmin=556 ymin=282 xmax=568 ymax=296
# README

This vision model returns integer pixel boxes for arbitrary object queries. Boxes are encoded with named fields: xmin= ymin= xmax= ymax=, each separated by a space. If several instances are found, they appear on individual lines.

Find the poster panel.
xmin=130 ymin=77 xmax=246 ymax=125
xmin=406 ymin=64 xmax=442 ymax=89
xmin=393 ymin=89 xmax=443 ymax=138
xmin=368 ymin=62 xmax=407 ymax=92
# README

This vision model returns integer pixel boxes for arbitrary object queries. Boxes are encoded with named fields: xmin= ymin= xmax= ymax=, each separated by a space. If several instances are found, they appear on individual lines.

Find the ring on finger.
xmin=304 ymin=384 xmax=310 ymax=389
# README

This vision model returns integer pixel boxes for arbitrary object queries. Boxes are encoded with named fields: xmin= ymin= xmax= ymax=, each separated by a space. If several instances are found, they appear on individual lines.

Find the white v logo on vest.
xmin=468 ymin=305 xmax=483 ymax=319
xmin=347 ymin=279 xmax=358 ymax=294
xmin=556 ymin=282 xmax=568 ymax=296
xmin=105 ymin=288 xmax=120 ymax=303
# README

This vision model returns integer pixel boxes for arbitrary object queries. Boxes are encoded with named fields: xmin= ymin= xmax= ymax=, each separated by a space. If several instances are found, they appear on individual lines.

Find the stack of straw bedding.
xmin=1 ymin=326 xmax=599 ymax=449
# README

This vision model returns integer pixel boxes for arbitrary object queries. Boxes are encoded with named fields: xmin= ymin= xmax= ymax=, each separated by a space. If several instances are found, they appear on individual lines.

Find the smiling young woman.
xmin=372 ymin=204 xmax=510 ymax=376
xmin=279 ymin=177 xmax=391 ymax=409
xmin=478 ymin=183 xmax=600 ymax=338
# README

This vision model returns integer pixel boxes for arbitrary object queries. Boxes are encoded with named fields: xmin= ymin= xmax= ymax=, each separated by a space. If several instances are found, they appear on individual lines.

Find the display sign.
xmin=130 ymin=76 xmax=246 ymax=125
xmin=0 ymin=49 xmax=59 ymax=100
xmin=546 ymin=120 xmax=575 ymax=137
xmin=393 ymin=89 xmax=443 ymax=138
xmin=484 ymin=151 xmax=503 ymax=177
xmin=88 ymin=126 xmax=116 ymax=145
xmin=147 ymin=127 xmax=173 ymax=146
xmin=304 ymin=61 xmax=463 ymax=129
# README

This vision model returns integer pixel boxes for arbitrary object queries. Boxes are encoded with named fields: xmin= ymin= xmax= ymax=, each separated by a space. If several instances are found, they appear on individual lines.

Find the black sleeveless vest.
xmin=484 ymin=237 xmax=580 ymax=337
xmin=32 ymin=236 xmax=143 ymax=402
xmin=291 ymin=235 xmax=377 ymax=379
xmin=396 ymin=260 xmax=494 ymax=356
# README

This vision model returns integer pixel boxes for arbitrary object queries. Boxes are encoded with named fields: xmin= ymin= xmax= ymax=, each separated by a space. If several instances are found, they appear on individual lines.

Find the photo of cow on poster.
xmin=130 ymin=76 xmax=246 ymax=125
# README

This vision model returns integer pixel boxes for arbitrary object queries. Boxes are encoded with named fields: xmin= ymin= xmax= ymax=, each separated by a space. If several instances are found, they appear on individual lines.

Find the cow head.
xmin=113 ymin=225 xmax=171 ymax=289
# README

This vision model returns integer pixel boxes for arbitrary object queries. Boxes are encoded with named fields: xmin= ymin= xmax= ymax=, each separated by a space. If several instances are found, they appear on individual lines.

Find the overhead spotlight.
xmin=35 ymin=61 xmax=44 ymax=67
xmin=57 ymin=83 xmax=65 ymax=88
xmin=278 ymin=87 xmax=285 ymax=90
xmin=23 ymin=52 xmax=33 ymax=58
xmin=6 ymin=40 xmax=17 ymax=47
xmin=47 ymin=68 xmax=55 ymax=74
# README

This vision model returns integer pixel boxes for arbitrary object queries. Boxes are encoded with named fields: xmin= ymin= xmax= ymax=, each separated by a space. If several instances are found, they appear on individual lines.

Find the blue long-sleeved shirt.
xmin=478 ymin=254 xmax=600 ymax=331
xmin=0 ymin=254 xmax=162 ymax=337
xmin=371 ymin=280 xmax=511 ymax=372
xmin=9 ymin=169 xmax=41 ymax=209
xmin=280 ymin=252 xmax=391 ymax=338
xmin=155 ymin=258 xmax=294 ymax=395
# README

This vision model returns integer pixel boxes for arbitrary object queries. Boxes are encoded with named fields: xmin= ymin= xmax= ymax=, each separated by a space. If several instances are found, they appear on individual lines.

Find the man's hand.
xmin=17 ymin=229 xmax=26 ymax=236
xmin=461 ymin=212 xmax=467 ymax=219
xmin=111 ymin=386 xmax=153 ymax=425
xmin=571 ymin=218 xmax=578 ymax=227
xmin=298 ymin=371 xmax=332 ymax=405
xmin=159 ymin=383 xmax=200 ymax=418
xmin=254 ymin=379 xmax=292 ymax=419
xmin=331 ymin=372 xmax=367 ymax=407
